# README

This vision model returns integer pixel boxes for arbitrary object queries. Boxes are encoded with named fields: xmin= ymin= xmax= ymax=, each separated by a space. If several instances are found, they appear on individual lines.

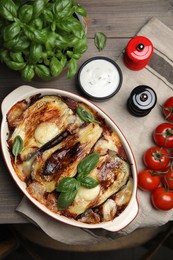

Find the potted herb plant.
xmin=0 ymin=0 xmax=88 ymax=81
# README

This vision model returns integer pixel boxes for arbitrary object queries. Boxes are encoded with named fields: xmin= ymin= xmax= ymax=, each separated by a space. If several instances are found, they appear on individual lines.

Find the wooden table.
xmin=1 ymin=0 xmax=173 ymax=224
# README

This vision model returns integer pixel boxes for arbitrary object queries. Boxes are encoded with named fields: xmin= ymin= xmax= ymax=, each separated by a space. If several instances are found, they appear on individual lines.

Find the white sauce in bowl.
xmin=78 ymin=58 xmax=122 ymax=99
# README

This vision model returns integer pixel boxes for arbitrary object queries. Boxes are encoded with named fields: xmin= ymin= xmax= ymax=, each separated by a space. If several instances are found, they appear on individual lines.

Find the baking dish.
xmin=1 ymin=85 xmax=138 ymax=231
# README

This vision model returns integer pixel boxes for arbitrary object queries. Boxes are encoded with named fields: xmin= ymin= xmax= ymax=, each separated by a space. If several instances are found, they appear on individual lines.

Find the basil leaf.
xmin=74 ymin=5 xmax=87 ymax=17
xmin=50 ymin=56 xmax=63 ymax=77
xmin=3 ymin=22 xmax=20 ymax=42
xmin=4 ymin=35 xmax=30 ymax=51
xmin=66 ymin=51 xmax=81 ymax=60
xmin=29 ymin=18 xmax=43 ymax=30
xmin=57 ymin=189 xmax=78 ymax=210
xmin=60 ymin=55 xmax=67 ymax=68
xmin=5 ymin=60 xmax=26 ymax=71
xmin=32 ymin=0 xmax=45 ymax=19
xmin=21 ymin=65 xmax=35 ymax=81
xmin=12 ymin=135 xmax=23 ymax=163
xmin=67 ymin=58 xmax=77 ymax=79
xmin=0 ymin=50 xmax=10 ymax=62
xmin=0 ymin=0 xmax=17 ymax=21
xmin=78 ymin=176 xmax=98 ymax=189
xmin=51 ymin=22 xmax=56 ymax=32
xmin=53 ymin=0 xmax=73 ymax=19
xmin=35 ymin=64 xmax=51 ymax=80
xmin=18 ymin=4 xmax=33 ymax=23
xmin=56 ymin=177 xmax=80 ymax=193
xmin=74 ymin=36 xmax=87 ymax=54
xmin=77 ymin=153 xmax=100 ymax=176
xmin=43 ymin=9 xmax=54 ymax=23
xmin=10 ymin=51 xmax=24 ymax=63
xmin=57 ymin=17 xmax=84 ymax=39
xmin=29 ymin=43 xmax=42 ymax=63
xmin=94 ymin=32 xmax=107 ymax=52
xmin=45 ymin=32 xmax=56 ymax=50
xmin=76 ymin=106 xmax=100 ymax=124
xmin=24 ymin=25 xmax=46 ymax=44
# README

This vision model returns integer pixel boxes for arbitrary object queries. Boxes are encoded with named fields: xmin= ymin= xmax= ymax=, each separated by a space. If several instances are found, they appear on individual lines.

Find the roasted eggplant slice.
xmin=66 ymin=153 xmax=130 ymax=216
xmin=8 ymin=96 xmax=82 ymax=161
xmin=30 ymin=123 xmax=103 ymax=192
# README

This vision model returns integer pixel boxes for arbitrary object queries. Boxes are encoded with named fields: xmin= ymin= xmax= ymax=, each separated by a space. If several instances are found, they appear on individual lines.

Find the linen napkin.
xmin=17 ymin=17 xmax=173 ymax=244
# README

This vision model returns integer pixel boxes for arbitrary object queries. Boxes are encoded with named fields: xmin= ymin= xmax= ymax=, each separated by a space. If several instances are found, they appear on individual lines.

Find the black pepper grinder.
xmin=127 ymin=85 xmax=157 ymax=117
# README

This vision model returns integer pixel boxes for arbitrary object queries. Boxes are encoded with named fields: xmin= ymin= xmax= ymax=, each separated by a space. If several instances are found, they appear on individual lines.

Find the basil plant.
xmin=0 ymin=0 xmax=87 ymax=81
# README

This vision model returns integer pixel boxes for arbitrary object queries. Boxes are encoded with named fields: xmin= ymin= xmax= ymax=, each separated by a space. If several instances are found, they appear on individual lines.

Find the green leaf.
xmin=45 ymin=32 xmax=56 ymax=50
xmin=0 ymin=0 xmax=17 ymax=21
xmin=29 ymin=43 xmax=42 ymax=63
xmin=3 ymin=22 xmax=21 ymax=41
xmin=52 ymin=0 xmax=73 ymax=19
xmin=18 ymin=4 xmax=33 ymax=23
xmin=77 ymin=153 xmax=100 ymax=176
xmin=32 ymin=0 xmax=45 ymax=19
xmin=29 ymin=18 xmax=43 ymax=30
xmin=0 ymin=50 xmax=10 ymax=62
xmin=76 ymin=106 xmax=100 ymax=124
xmin=77 ymin=176 xmax=98 ymax=189
xmin=12 ymin=135 xmax=23 ymax=163
xmin=73 ymin=35 xmax=87 ymax=54
xmin=66 ymin=51 xmax=81 ymax=60
xmin=10 ymin=51 xmax=24 ymax=63
xmin=43 ymin=9 xmax=54 ymax=23
xmin=4 ymin=35 xmax=30 ymax=51
xmin=67 ymin=58 xmax=77 ymax=79
xmin=5 ymin=60 xmax=26 ymax=71
xmin=21 ymin=65 xmax=35 ymax=81
xmin=35 ymin=64 xmax=51 ymax=80
xmin=94 ymin=32 xmax=107 ymax=52
xmin=74 ymin=5 xmax=87 ymax=17
xmin=60 ymin=55 xmax=67 ymax=68
xmin=57 ymin=189 xmax=78 ymax=210
xmin=56 ymin=177 xmax=80 ymax=193
xmin=50 ymin=56 xmax=63 ymax=77
xmin=57 ymin=17 xmax=84 ymax=39
xmin=23 ymin=25 xmax=47 ymax=44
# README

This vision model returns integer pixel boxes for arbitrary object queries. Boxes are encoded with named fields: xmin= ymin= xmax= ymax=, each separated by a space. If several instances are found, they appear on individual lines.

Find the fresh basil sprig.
xmin=56 ymin=153 xmax=100 ymax=210
xmin=77 ymin=153 xmax=100 ymax=176
xmin=56 ymin=177 xmax=80 ymax=210
xmin=12 ymin=135 xmax=23 ymax=163
xmin=76 ymin=106 xmax=100 ymax=124
xmin=94 ymin=32 xmax=107 ymax=52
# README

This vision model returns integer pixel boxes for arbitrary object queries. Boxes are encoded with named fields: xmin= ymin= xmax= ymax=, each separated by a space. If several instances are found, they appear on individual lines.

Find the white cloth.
xmin=17 ymin=18 xmax=173 ymax=244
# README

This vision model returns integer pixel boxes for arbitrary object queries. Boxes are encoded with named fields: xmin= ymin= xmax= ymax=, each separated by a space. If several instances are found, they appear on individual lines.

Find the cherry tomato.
xmin=143 ymin=146 xmax=170 ymax=171
xmin=162 ymin=97 xmax=173 ymax=122
xmin=151 ymin=187 xmax=173 ymax=210
xmin=153 ymin=122 xmax=173 ymax=148
xmin=161 ymin=169 xmax=173 ymax=190
xmin=138 ymin=169 xmax=161 ymax=191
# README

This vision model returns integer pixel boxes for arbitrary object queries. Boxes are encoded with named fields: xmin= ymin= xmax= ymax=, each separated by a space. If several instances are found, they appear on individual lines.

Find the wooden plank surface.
xmin=0 ymin=0 xmax=173 ymax=223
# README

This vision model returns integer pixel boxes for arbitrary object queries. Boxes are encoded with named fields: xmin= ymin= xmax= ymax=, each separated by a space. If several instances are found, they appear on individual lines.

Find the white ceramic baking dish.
xmin=1 ymin=85 xmax=138 ymax=231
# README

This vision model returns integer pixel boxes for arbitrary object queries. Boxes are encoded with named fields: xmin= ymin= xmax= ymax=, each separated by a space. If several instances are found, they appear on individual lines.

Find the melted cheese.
xmin=77 ymin=185 xmax=101 ymax=201
xmin=102 ymin=199 xmax=117 ymax=221
xmin=115 ymin=178 xmax=133 ymax=206
xmin=34 ymin=122 xmax=59 ymax=144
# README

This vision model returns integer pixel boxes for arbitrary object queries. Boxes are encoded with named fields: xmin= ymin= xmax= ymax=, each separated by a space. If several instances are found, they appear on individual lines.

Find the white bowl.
xmin=1 ymin=85 xmax=138 ymax=231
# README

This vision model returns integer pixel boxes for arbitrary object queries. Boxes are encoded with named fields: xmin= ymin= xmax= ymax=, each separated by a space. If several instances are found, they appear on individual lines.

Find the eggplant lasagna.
xmin=7 ymin=94 xmax=133 ymax=224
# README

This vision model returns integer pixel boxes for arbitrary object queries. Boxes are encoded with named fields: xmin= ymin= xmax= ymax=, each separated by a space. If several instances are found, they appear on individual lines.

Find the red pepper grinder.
xmin=123 ymin=36 xmax=153 ymax=70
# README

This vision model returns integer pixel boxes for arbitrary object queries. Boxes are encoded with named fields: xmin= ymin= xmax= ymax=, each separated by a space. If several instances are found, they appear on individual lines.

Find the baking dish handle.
xmin=1 ymin=85 xmax=36 ymax=116
xmin=103 ymin=199 xmax=139 ymax=232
